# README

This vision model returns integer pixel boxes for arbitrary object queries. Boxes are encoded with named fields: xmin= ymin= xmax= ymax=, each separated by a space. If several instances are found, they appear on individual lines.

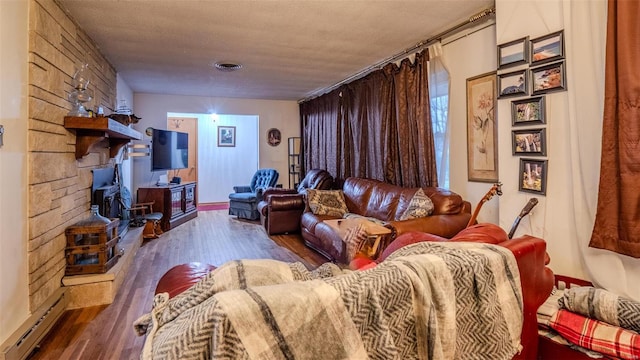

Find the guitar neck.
xmin=508 ymin=198 xmax=538 ymax=239
xmin=507 ymin=217 xmax=523 ymax=239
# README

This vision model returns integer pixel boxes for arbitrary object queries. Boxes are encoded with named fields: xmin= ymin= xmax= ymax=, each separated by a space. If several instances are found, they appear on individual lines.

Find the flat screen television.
xmin=151 ymin=128 xmax=189 ymax=171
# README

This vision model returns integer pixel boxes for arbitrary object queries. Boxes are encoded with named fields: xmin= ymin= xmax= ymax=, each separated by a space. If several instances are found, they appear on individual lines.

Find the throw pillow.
xmin=307 ymin=189 xmax=349 ymax=217
xmin=398 ymin=188 xmax=434 ymax=221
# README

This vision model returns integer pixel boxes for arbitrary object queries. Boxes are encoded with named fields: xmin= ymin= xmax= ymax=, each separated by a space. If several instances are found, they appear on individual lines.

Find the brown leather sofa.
xmin=301 ymin=177 xmax=472 ymax=262
xmin=349 ymin=223 xmax=555 ymax=360
xmin=257 ymin=169 xmax=333 ymax=235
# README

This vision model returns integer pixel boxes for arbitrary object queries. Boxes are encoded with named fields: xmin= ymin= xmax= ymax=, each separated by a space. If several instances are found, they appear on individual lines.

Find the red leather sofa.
xmin=301 ymin=177 xmax=472 ymax=262
xmin=155 ymin=223 xmax=553 ymax=360
xmin=350 ymin=223 xmax=555 ymax=360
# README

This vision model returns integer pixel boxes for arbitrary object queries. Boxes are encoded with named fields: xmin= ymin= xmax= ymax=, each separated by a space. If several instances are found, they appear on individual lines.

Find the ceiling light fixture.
xmin=213 ymin=62 xmax=243 ymax=72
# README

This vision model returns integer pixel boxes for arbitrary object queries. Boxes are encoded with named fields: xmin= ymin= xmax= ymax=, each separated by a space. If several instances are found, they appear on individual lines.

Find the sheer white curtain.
xmin=428 ymin=42 xmax=451 ymax=188
xmin=563 ymin=0 xmax=640 ymax=301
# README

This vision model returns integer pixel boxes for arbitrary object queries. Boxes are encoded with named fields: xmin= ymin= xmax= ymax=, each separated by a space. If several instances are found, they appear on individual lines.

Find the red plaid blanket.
xmin=550 ymin=309 xmax=640 ymax=359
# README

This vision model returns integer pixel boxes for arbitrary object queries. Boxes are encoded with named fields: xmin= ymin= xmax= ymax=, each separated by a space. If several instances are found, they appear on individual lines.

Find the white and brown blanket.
xmin=134 ymin=242 xmax=523 ymax=360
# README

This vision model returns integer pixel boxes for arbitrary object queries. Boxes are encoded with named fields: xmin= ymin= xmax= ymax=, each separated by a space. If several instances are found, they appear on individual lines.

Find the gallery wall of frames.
xmin=496 ymin=29 xmax=565 ymax=196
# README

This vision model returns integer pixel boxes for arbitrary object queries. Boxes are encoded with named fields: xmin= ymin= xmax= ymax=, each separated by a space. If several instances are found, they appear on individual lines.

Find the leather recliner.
xmin=257 ymin=169 xmax=333 ymax=235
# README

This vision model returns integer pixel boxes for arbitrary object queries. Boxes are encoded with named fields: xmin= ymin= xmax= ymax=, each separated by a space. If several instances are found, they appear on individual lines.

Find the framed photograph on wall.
xmin=511 ymin=96 xmax=546 ymax=126
xmin=512 ymin=128 xmax=547 ymax=156
xmin=530 ymin=30 xmax=564 ymax=65
xmin=531 ymin=60 xmax=567 ymax=95
xmin=267 ymin=128 xmax=281 ymax=146
xmin=498 ymin=69 xmax=528 ymax=98
xmin=217 ymin=126 xmax=236 ymax=147
xmin=466 ymin=71 xmax=498 ymax=182
xmin=498 ymin=36 xmax=529 ymax=69
xmin=519 ymin=158 xmax=548 ymax=195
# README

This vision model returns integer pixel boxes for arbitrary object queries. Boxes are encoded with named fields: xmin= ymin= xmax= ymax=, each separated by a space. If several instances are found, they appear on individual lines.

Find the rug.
xmin=198 ymin=203 xmax=229 ymax=211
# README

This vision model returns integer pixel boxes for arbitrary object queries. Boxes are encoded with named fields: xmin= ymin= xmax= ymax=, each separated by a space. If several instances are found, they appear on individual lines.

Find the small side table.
xmin=324 ymin=218 xmax=392 ymax=259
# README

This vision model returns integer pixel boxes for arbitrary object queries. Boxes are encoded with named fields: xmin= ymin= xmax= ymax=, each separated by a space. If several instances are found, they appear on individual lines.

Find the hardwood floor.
xmin=28 ymin=210 xmax=327 ymax=360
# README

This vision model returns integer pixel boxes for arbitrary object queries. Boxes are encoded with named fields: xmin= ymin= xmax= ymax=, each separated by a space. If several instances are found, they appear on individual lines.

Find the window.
xmin=428 ymin=48 xmax=450 ymax=189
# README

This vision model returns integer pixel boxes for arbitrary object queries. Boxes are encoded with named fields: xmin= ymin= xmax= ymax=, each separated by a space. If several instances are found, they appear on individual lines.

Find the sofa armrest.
xmin=233 ymin=185 xmax=252 ymax=193
xmin=388 ymin=213 xmax=472 ymax=239
xmin=263 ymin=188 xmax=298 ymax=199
xmin=500 ymin=235 xmax=554 ymax=308
xmin=269 ymin=194 xmax=305 ymax=211
xmin=499 ymin=235 xmax=554 ymax=360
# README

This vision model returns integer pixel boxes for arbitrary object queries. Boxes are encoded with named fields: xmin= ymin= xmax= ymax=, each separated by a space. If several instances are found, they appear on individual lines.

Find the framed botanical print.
xmin=466 ymin=72 xmax=498 ymax=182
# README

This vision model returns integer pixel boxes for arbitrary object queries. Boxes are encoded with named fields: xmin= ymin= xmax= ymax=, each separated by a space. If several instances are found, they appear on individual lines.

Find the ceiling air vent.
xmin=213 ymin=62 xmax=243 ymax=72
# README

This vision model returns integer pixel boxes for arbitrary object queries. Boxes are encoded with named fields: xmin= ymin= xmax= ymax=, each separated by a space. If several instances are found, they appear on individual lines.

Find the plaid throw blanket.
xmin=559 ymin=286 xmax=640 ymax=333
xmin=550 ymin=309 xmax=640 ymax=359
xmin=135 ymin=242 xmax=523 ymax=360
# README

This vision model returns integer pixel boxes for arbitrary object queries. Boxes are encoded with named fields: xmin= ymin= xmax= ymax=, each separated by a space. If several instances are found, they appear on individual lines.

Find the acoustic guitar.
xmin=507 ymin=198 xmax=538 ymax=239
xmin=466 ymin=182 xmax=503 ymax=228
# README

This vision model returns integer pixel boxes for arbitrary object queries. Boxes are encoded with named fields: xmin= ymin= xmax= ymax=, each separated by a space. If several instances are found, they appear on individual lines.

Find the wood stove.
xmin=91 ymin=167 xmax=129 ymax=236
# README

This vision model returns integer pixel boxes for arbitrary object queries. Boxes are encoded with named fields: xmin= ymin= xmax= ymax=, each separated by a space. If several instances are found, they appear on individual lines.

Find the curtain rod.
xmin=299 ymin=6 xmax=496 ymax=103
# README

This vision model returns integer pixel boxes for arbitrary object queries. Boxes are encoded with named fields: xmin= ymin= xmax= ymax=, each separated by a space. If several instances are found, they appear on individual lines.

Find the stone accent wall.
xmin=28 ymin=0 xmax=118 ymax=310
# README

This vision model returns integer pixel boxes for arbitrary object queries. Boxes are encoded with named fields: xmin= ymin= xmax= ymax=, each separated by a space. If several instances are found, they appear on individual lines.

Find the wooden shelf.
xmin=64 ymin=116 xmax=142 ymax=159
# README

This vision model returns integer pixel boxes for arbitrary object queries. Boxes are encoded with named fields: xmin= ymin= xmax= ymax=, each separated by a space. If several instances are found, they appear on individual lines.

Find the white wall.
xmin=197 ymin=114 xmax=260 ymax=203
xmin=131 ymin=94 xmax=299 ymax=197
xmin=495 ymin=0 xmax=606 ymax=282
xmin=0 ymin=0 xmax=30 ymax=344
xmin=444 ymin=23 xmax=499 ymax=223
xmin=446 ymin=1 xmax=612 ymax=285
xmin=116 ymin=74 xmax=134 ymax=191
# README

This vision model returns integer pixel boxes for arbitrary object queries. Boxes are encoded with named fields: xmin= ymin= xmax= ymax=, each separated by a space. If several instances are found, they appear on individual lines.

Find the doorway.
xmin=167 ymin=116 xmax=197 ymax=183
xmin=167 ymin=112 xmax=259 ymax=204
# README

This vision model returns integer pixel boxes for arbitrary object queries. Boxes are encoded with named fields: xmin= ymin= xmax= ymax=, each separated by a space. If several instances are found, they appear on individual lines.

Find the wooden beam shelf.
xmin=64 ymin=116 xmax=142 ymax=159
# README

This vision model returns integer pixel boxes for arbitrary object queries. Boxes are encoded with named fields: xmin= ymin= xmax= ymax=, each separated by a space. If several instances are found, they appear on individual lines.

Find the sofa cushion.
xmin=307 ymin=189 xmax=349 ymax=217
xmin=397 ymin=188 xmax=434 ymax=220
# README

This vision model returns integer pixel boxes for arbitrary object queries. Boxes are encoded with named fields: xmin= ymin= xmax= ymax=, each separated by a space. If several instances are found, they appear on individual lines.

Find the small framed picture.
xmin=530 ymin=30 xmax=564 ymax=65
xmin=531 ymin=60 xmax=567 ymax=95
xmin=519 ymin=158 xmax=548 ymax=195
xmin=267 ymin=128 xmax=281 ymax=146
xmin=498 ymin=69 xmax=528 ymax=98
xmin=511 ymin=96 xmax=546 ymax=126
xmin=217 ymin=126 xmax=236 ymax=147
xmin=498 ymin=36 xmax=529 ymax=69
xmin=512 ymin=128 xmax=547 ymax=156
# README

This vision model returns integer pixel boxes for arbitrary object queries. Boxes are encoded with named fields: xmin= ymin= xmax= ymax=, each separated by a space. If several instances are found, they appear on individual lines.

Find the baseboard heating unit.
xmin=0 ymin=288 xmax=67 ymax=360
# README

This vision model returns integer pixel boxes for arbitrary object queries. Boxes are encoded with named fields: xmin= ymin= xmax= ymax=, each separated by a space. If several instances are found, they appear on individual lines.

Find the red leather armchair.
xmin=257 ymin=169 xmax=333 ymax=235
xmin=350 ymin=223 xmax=555 ymax=360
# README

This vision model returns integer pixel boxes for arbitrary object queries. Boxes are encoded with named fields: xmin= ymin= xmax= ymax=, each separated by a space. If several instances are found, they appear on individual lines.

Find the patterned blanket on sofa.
xmin=134 ymin=242 xmax=523 ymax=360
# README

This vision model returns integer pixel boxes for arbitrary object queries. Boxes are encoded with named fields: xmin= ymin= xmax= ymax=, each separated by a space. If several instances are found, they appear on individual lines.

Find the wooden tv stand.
xmin=137 ymin=182 xmax=198 ymax=231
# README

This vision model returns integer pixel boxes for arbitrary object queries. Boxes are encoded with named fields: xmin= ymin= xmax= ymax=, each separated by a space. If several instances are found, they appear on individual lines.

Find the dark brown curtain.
xmin=389 ymin=52 xmax=438 ymax=187
xmin=589 ymin=0 xmax=640 ymax=258
xmin=300 ymin=88 xmax=344 ymax=179
xmin=300 ymin=49 xmax=437 ymax=188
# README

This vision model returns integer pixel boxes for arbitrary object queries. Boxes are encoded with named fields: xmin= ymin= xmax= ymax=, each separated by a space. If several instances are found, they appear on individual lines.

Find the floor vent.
xmin=0 ymin=288 xmax=67 ymax=360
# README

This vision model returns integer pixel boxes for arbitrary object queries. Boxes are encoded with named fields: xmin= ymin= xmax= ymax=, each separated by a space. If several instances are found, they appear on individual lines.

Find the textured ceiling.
xmin=57 ymin=0 xmax=494 ymax=101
